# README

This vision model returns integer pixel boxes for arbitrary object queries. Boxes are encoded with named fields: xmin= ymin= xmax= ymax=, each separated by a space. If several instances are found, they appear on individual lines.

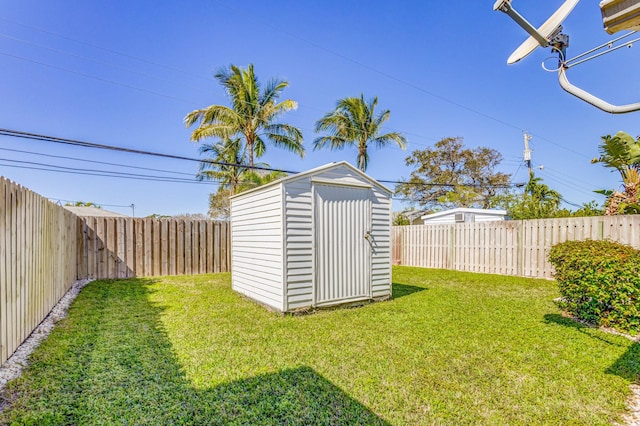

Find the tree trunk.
xmin=247 ymin=134 xmax=255 ymax=168
xmin=358 ymin=145 xmax=367 ymax=172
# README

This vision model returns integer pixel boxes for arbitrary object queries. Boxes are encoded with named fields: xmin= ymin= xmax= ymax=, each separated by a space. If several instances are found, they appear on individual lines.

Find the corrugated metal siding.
xmin=314 ymin=184 xmax=371 ymax=305
xmin=282 ymin=164 xmax=392 ymax=310
xmin=231 ymin=185 xmax=284 ymax=311
xmin=283 ymin=178 xmax=314 ymax=310
xmin=231 ymin=163 xmax=391 ymax=312
xmin=370 ymin=187 xmax=392 ymax=297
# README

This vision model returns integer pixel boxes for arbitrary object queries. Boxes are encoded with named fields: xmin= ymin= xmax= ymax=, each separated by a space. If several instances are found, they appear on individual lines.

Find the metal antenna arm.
xmin=558 ymin=66 xmax=640 ymax=113
xmin=493 ymin=0 xmax=549 ymax=47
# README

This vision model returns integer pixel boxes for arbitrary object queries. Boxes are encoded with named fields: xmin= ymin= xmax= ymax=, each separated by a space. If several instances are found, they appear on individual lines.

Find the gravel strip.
xmin=0 ymin=279 xmax=93 ymax=399
xmin=623 ymin=384 xmax=640 ymax=426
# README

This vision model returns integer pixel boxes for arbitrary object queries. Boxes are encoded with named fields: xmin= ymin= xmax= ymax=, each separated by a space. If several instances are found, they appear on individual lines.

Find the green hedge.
xmin=548 ymin=240 xmax=640 ymax=334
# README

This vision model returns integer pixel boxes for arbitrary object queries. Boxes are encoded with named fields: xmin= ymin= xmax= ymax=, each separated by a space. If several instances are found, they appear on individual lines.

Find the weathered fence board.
xmin=1 ymin=175 xmax=234 ymax=367
xmin=0 ymin=177 xmax=77 ymax=366
xmin=392 ymin=215 xmax=640 ymax=279
xmin=76 ymin=217 xmax=230 ymax=279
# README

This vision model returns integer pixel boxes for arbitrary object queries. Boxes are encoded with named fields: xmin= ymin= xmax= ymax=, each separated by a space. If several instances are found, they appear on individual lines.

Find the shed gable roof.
xmin=230 ymin=161 xmax=392 ymax=199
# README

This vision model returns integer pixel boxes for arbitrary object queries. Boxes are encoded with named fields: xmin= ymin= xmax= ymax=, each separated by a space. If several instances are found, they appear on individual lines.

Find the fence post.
xmin=517 ymin=221 xmax=523 ymax=277
xmin=399 ymin=228 xmax=404 ymax=266
xmin=448 ymin=225 xmax=455 ymax=270
xmin=597 ymin=220 xmax=604 ymax=240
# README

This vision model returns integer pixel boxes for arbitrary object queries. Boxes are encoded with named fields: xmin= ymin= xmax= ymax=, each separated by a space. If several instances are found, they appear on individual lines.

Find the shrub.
xmin=548 ymin=239 xmax=640 ymax=334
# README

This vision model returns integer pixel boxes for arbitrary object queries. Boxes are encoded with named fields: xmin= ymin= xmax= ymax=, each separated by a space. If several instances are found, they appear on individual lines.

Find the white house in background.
xmin=420 ymin=207 xmax=507 ymax=224
xmin=230 ymin=161 xmax=392 ymax=313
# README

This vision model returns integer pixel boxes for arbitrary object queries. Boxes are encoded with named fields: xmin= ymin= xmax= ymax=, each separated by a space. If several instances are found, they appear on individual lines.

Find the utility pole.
xmin=523 ymin=132 xmax=533 ymax=179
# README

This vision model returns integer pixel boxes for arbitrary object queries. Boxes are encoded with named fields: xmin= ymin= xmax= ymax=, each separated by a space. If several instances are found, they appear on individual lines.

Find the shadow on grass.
xmin=544 ymin=313 xmax=640 ymax=383
xmin=0 ymin=278 xmax=388 ymax=425
xmin=607 ymin=343 xmax=640 ymax=382
xmin=392 ymin=282 xmax=427 ymax=299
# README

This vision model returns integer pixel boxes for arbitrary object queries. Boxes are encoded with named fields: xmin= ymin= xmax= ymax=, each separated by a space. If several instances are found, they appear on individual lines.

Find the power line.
xmin=0 ymin=50 xmax=200 ymax=105
xmin=0 ymin=128 xmax=526 ymax=188
xmin=213 ymin=0 xmax=592 ymax=159
xmin=0 ymin=159 xmax=218 ymax=185
xmin=378 ymin=179 xmax=517 ymax=188
xmin=0 ymin=162 xmax=216 ymax=185
xmin=0 ymin=147 xmax=197 ymax=176
xmin=0 ymin=157 xmax=214 ymax=183
xmin=0 ymin=128 xmax=298 ymax=174
xmin=0 ymin=16 xmax=589 ymax=158
xmin=50 ymin=198 xmax=133 ymax=209
xmin=0 ymin=17 xmax=210 ymax=82
xmin=0 ymin=28 xmax=559 ymax=160
xmin=0 ymin=33 xmax=205 ymax=92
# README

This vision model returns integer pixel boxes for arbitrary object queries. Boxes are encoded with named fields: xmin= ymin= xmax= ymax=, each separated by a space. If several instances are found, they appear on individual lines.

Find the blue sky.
xmin=1 ymin=0 xmax=639 ymax=217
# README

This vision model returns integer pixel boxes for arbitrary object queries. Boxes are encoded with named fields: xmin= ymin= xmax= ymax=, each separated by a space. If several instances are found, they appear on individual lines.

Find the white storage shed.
xmin=230 ymin=162 xmax=392 ymax=313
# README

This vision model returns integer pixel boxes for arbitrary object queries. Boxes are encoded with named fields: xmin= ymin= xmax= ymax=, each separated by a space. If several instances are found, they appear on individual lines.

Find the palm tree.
xmin=592 ymin=131 xmax=640 ymax=214
xmin=525 ymin=175 xmax=562 ymax=215
xmin=207 ymin=168 xmax=288 ymax=220
xmin=196 ymin=138 xmax=247 ymax=194
xmin=184 ymin=64 xmax=304 ymax=168
xmin=313 ymin=94 xmax=406 ymax=172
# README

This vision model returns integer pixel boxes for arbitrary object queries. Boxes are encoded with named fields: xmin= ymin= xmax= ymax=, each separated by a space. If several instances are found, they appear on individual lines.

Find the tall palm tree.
xmin=525 ymin=175 xmax=562 ymax=214
xmin=184 ymin=64 xmax=304 ymax=167
xmin=313 ymin=94 xmax=406 ymax=172
xmin=196 ymin=138 xmax=248 ymax=194
xmin=207 ymin=168 xmax=288 ymax=220
xmin=592 ymin=131 xmax=640 ymax=214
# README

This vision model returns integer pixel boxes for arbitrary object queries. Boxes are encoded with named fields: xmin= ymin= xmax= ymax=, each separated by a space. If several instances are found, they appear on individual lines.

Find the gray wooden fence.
xmin=76 ymin=217 xmax=230 ymax=279
xmin=0 ymin=177 xmax=77 ymax=365
xmin=1 ymin=175 xmax=231 ymax=367
xmin=392 ymin=215 xmax=640 ymax=279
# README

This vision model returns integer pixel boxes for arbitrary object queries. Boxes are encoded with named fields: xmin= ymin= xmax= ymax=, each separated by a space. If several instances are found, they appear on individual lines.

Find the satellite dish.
xmin=494 ymin=0 xmax=640 ymax=114
xmin=494 ymin=0 xmax=579 ymax=64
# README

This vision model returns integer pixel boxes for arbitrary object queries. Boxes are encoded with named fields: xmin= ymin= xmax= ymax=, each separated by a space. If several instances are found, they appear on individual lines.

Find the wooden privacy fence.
xmin=1 ymin=175 xmax=231 ymax=367
xmin=76 ymin=217 xmax=229 ymax=279
xmin=0 ymin=177 xmax=77 ymax=366
xmin=392 ymin=215 xmax=640 ymax=279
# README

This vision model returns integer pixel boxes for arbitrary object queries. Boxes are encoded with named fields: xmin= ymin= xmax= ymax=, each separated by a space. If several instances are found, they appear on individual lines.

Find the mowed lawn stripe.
xmin=0 ymin=267 xmax=637 ymax=425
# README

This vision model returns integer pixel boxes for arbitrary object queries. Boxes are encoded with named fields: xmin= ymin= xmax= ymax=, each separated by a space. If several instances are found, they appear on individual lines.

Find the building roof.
xmin=229 ymin=161 xmax=392 ymax=199
xmin=403 ymin=210 xmax=428 ymax=221
xmin=421 ymin=207 xmax=507 ymax=221
xmin=63 ymin=206 xmax=130 ymax=217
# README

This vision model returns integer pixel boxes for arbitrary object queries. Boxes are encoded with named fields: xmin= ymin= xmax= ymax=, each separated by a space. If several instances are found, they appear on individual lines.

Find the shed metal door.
xmin=313 ymin=183 xmax=371 ymax=305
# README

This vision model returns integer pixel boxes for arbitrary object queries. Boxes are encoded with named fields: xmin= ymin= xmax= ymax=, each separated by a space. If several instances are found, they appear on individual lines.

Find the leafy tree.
xmin=592 ymin=131 xmax=640 ymax=215
xmin=65 ymin=201 xmax=101 ymax=208
xmin=392 ymin=211 xmax=411 ymax=226
xmin=208 ymin=188 xmax=234 ymax=221
xmin=569 ymin=200 xmax=604 ymax=217
xmin=171 ymin=213 xmax=209 ymax=220
xmin=493 ymin=175 xmax=563 ymax=220
xmin=314 ymin=94 xmax=406 ymax=172
xmin=208 ymin=170 xmax=288 ymax=220
xmin=396 ymin=137 xmax=510 ymax=209
xmin=494 ymin=177 xmax=602 ymax=219
xmin=185 ymin=64 xmax=304 ymax=168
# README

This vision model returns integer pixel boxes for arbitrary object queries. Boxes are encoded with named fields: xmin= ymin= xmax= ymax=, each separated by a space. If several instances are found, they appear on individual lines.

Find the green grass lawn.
xmin=1 ymin=266 xmax=638 ymax=425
